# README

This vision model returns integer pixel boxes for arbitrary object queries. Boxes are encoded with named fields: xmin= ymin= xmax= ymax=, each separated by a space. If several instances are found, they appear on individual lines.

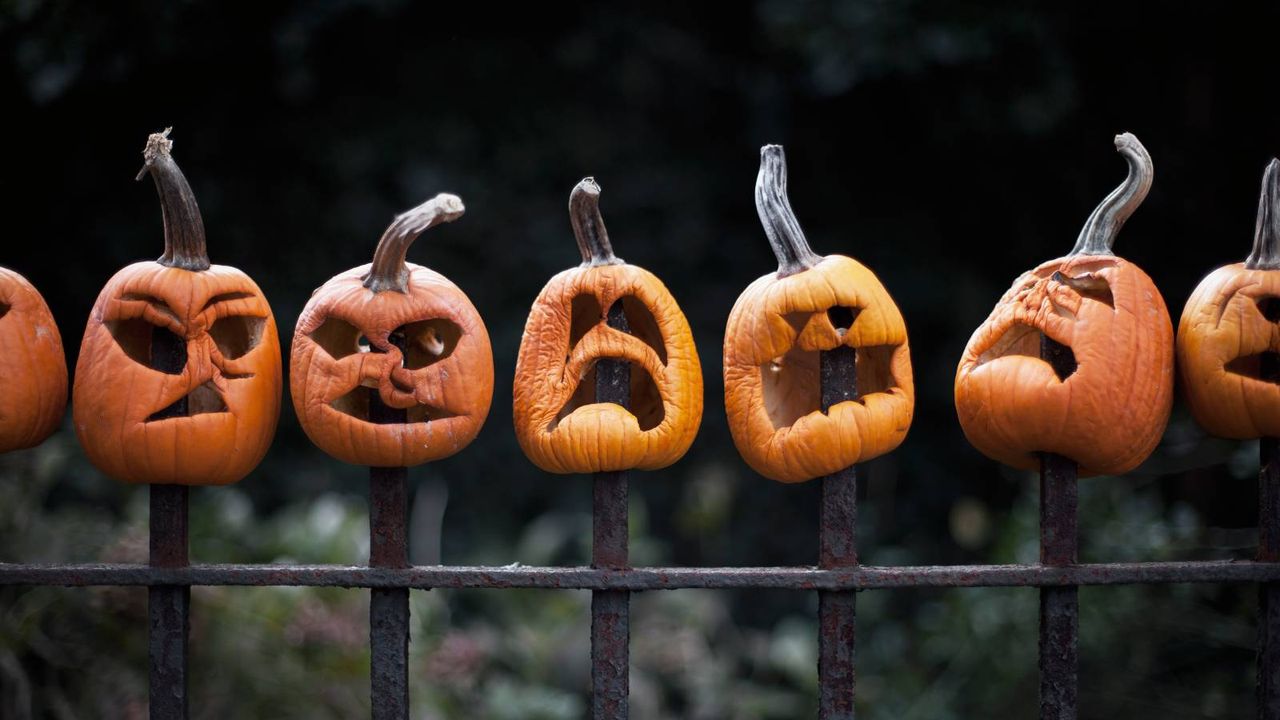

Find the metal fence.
xmin=3 ymin=343 xmax=1280 ymax=720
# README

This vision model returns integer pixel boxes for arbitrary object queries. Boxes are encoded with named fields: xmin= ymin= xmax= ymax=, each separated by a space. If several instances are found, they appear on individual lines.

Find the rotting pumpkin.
xmin=1177 ymin=158 xmax=1280 ymax=439
xmin=723 ymin=144 xmax=915 ymax=484
xmin=73 ymin=129 xmax=282 ymax=485
xmin=291 ymin=193 xmax=493 ymax=467
xmin=954 ymin=133 xmax=1173 ymax=476
xmin=513 ymin=178 xmax=703 ymax=474
xmin=0 ymin=267 xmax=67 ymax=452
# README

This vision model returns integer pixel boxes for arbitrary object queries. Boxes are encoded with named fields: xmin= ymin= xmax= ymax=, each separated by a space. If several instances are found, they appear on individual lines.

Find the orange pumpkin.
xmin=513 ymin=178 xmax=703 ymax=474
xmin=0 ymin=267 xmax=67 ymax=452
xmin=291 ymin=193 xmax=493 ymax=467
xmin=73 ymin=129 xmax=282 ymax=485
xmin=723 ymin=145 xmax=914 ymax=483
xmin=1177 ymin=158 xmax=1280 ymax=439
xmin=955 ymin=133 xmax=1173 ymax=476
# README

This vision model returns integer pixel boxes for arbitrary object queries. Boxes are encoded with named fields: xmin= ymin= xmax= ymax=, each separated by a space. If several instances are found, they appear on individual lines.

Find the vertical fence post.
xmin=592 ymin=301 xmax=631 ymax=719
xmin=1258 ymin=353 xmax=1280 ymax=719
xmin=1039 ymin=335 xmax=1078 ymax=720
xmin=818 ymin=344 xmax=858 ymax=720
xmin=369 ymin=333 xmax=410 ymax=720
xmin=148 ymin=327 xmax=189 ymax=720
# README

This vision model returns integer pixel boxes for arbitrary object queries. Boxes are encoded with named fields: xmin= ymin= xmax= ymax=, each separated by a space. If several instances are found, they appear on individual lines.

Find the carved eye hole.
xmin=826 ymin=306 xmax=859 ymax=332
xmin=0 ymin=302 xmax=9 ymax=320
xmin=1051 ymin=271 xmax=1114 ymax=308
xmin=106 ymin=318 xmax=186 ymax=374
xmin=309 ymin=317 xmax=362 ymax=360
xmin=567 ymin=293 xmax=667 ymax=364
xmin=210 ymin=315 xmax=265 ymax=360
xmin=1258 ymin=297 xmax=1280 ymax=322
xmin=401 ymin=319 xmax=462 ymax=369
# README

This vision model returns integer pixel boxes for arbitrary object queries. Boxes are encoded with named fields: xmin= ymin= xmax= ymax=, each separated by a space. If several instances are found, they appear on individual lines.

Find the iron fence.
xmin=2 ymin=343 xmax=1279 ymax=719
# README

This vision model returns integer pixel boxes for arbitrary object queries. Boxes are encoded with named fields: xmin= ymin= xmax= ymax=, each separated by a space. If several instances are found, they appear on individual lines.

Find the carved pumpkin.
xmin=0 ymin=267 xmax=67 ymax=452
xmin=73 ymin=130 xmax=282 ymax=485
xmin=955 ymin=133 xmax=1173 ymax=476
xmin=1178 ymin=158 xmax=1280 ymax=439
xmin=723 ymin=145 xmax=914 ymax=483
xmin=291 ymin=193 xmax=493 ymax=467
xmin=513 ymin=178 xmax=703 ymax=474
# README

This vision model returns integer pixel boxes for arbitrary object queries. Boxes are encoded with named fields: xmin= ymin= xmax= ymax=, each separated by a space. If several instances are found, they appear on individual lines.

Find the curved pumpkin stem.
xmin=363 ymin=193 xmax=466 ymax=293
xmin=756 ymin=145 xmax=822 ymax=278
xmin=1247 ymin=159 xmax=1280 ymax=270
xmin=570 ymin=178 xmax=623 ymax=267
xmin=1068 ymin=132 xmax=1153 ymax=257
xmin=136 ymin=128 xmax=210 ymax=271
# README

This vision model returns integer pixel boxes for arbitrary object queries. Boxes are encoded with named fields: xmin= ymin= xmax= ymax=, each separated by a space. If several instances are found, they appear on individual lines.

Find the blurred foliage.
xmin=1 ymin=1 xmax=1278 ymax=717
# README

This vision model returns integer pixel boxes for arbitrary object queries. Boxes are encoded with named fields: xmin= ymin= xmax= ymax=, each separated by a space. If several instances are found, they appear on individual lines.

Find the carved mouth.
xmin=975 ymin=321 xmax=1077 ymax=382
xmin=1225 ymin=351 xmax=1280 ymax=384
xmin=328 ymin=387 xmax=457 ymax=424
xmin=759 ymin=343 xmax=901 ymax=430
xmin=146 ymin=380 xmax=228 ymax=422
xmin=550 ymin=357 xmax=663 ymax=431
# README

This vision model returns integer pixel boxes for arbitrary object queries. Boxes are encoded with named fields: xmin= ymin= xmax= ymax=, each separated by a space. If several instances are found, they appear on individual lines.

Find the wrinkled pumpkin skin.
xmin=291 ymin=263 xmax=493 ymax=467
xmin=0 ymin=267 xmax=68 ymax=452
xmin=723 ymin=254 xmax=913 ymax=483
xmin=955 ymin=254 xmax=1173 ymax=476
xmin=513 ymin=263 xmax=703 ymax=474
xmin=1178 ymin=264 xmax=1280 ymax=439
xmin=73 ymin=263 xmax=282 ymax=485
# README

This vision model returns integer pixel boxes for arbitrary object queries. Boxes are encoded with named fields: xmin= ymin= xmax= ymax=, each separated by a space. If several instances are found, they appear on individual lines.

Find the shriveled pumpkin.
xmin=955 ymin=133 xmax=1173 ymax=476
xmin=513 ymin=178 xmax=703 ymax=474
xmin=0 ymin=267 xmax=67 ymax=452
xmin=1178 ymin=158 xmax=1280 ymax=439
xmin=291 ymin=193 xmax=493 ymax=467
xmin=723 ymin=144 xmax=914 ymax=483
xmin=73 ymin=129 xmax=282 ymax=485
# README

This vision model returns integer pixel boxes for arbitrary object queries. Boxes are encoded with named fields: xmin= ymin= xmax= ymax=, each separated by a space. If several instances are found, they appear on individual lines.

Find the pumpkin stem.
xmin=362 ymin=193 xmax=466 ymax=293
xmin=136 ymin=128 xmax=211 ymax=271
xmin=1069 ymin=132 xmax=1153 ymax=257
xmin=1247 ymin=159 xmax=1280 ymax=270
xmin=570 ymin=178 xmax=624 ymax=267
xmin=756 ymin=144 xmax=822 ymax=278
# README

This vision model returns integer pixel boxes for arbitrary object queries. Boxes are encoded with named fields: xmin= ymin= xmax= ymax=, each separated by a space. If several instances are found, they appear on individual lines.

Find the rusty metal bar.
xmin=148 ymin=325 xmax=190 ymax=720
xmin=592 ymin=300 xmax=631 ymax=719
xmin=4 ymin=560 xmax=1279 ymax=589
xmin=1260 ymin=352 xmax=1280 ymax=719
xmin=369 ymin=332 xmax=409 ymax=720
xmin=1039 ymin=333 xmax=1078 ymax=720
xmin=819 ymin=344 xmax=857 ymax=719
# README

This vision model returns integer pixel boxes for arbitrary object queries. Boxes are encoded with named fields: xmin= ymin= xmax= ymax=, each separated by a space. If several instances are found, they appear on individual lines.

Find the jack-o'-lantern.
xmin=291 ymin=193 xmax=493 ymax=467
xmin=955 ymin=133 xmax=1173 ymax=476
xmin=73 ymin=129 xmax=282 ymax=485
xmin=723 ymin=144 xmax=914 ymax=483
xmin=0 ymin=267 xmax=67 ymax=452
xmin=1178 ymin=158 xmax=1280 ymax=439
xmin=513 ymin=178 xmax=703 ymax=474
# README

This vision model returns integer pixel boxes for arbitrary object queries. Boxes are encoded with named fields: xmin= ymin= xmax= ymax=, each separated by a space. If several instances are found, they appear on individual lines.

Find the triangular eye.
xmin=308 ymin=317 xmax=362 ymax=360
xmin=210 ymin=315 xmax=265 ymax=360
xmin=0 ymin=301 xmax=9 ymax=320
xmin=1258 ymin=297 xmax=1280 ymax=322
xmin=106 ymin=317 xmax=185 ymax=373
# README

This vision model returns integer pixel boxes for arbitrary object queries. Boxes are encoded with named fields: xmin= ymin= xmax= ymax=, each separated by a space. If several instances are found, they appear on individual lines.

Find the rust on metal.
xmin=369 ymin=332 xmax=410 ymax=720
xmin=1039 ymin=333 xmax=1078 ymax=720
xmin=592 ymin=299 xmax=631 ymax=719
xmin=149 ymin=325 xmax=190 ymax=720
xmin=819 ymin=343 xmax=857 ymax=719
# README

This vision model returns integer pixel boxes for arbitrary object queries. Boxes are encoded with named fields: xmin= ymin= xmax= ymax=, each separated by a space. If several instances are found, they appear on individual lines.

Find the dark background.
xmin=2 ymin=2 xmax=1278 ymax=718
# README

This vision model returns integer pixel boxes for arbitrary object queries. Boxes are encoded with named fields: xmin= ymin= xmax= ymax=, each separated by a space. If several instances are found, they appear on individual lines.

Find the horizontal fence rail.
xmin=4 ymin=561 xmax=1280 ymax=589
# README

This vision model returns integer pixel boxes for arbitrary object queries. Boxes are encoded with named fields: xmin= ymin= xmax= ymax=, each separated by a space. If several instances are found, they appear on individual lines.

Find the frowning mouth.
xmin=146 ymin=380 xmax=228 ymax=421
xmin=328 ymin=387 xmax=458 ymax=424
xmin=549 ymin=356 xmax=662 ymax=431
